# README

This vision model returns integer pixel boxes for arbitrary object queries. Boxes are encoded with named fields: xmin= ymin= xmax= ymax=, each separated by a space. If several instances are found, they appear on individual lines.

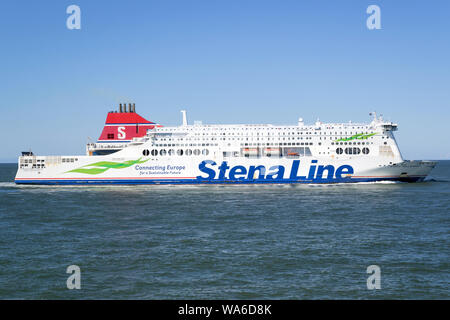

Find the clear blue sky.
xmin=1 ymin=0 xmax=449 ymax=162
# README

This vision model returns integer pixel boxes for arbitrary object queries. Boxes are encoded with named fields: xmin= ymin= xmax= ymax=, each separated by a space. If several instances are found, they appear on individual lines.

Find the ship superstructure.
xmin=15 ymin=105 xmax=436 ymax=184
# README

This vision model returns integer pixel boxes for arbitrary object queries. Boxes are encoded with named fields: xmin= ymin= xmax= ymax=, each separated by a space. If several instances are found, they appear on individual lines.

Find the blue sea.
xmin=0 ymin=162 xmax=448 ymax=299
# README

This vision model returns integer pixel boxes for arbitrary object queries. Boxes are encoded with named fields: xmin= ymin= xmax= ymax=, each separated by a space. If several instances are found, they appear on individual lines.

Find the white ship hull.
xmin=15 ymin=155 xmax=436 ymax=185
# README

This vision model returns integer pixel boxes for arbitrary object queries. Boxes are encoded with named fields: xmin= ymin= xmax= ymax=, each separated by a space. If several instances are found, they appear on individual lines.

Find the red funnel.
xmin=98 ymin=110 xmax=161 ymax=142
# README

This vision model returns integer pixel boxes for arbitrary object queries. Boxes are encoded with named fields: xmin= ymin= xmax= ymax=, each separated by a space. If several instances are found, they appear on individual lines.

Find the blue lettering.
xmin=196 ymin=161 xmax=354 ymax=182
xmin=289 ymin=160 xmax=306 ymax=180
xmin=197 ymin=160 xmax=216 ymax=180
xmin=315 ymin=165 xmax=335 ymax=180
xmin=307 ymin=160 xmax=318 ymax=180
xmin=266 ymin=165 xmax=285 ymax=180
xmin=218 ymin=161 xmax=230 ymax=180
xmin=229 ymin=165 xmax=247 ymax=180
xmin=335 ymin=165 xmax=354 ymax=179
xmin=248 ymin=165 xmax=266 ymax=180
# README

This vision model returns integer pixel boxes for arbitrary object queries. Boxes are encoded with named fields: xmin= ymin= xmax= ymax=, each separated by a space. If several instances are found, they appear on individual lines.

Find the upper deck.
xmin=130 ymin=111 xmax=401 ymax=161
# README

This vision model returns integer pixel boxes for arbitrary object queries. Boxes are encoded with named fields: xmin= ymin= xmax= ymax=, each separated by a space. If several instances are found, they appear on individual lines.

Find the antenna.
xmin=181 ymin=110 xmax=188 ymax=126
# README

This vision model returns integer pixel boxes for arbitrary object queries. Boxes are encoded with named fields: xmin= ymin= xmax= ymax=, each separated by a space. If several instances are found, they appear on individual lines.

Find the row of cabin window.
xmin=142 ymin=148 xmax=315 ymax=158
xmin=143 ymin=149 xmax=209 ymax=156
xmin=155 ymin=143 xmax=218 ymax=147
xmin=154 ymin=142 xmax=315 ymax=148
xmin=159 ymin=126 xmax=369 ymax=131
xmin=155 ymin=142 xmax=315 ymax=147
xmin=156 ymin=136 xmax=346 ymax=143
xmin=239 ymin=147 xmax=313 ymax=158
xmin=243 ymin=142 xmax=314 ymax=146
xmin=159 ymin=129 xmax=372 ymax=135
xmin=157 ymin=131 xmax=374 ymax=138
xmin=22 ymin=159 xmax=45 ymax=163
xmin=336 ymin=147 xmax=370 ymax=155
xmin=20 ymin=164 xmax=45 ymax=168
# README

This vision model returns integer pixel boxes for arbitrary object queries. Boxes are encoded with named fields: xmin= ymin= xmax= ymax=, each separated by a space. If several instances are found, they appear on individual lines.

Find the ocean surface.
xmin=0 ymin=162 xmax=448 ymax=299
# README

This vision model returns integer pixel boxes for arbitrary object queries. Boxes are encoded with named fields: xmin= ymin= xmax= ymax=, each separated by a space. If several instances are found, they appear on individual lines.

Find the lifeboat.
xmin=242 ymin=147 xmax=259 ymax=157
xmin=263 ymin=147 xmax=280 ymax=156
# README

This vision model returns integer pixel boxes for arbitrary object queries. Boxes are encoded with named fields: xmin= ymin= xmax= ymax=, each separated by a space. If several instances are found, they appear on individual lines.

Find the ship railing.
xmin=86 ymin=143 xmax=126 ymax=150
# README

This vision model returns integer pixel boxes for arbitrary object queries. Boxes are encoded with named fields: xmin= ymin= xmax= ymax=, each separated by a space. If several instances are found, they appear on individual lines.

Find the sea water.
xmin=0 ymin=162 xmax=448 ymax=299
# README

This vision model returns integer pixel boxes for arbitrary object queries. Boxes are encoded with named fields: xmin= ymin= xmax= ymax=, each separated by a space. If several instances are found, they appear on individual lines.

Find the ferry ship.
xmin=15 ymin=104 xmax=436 ymax=185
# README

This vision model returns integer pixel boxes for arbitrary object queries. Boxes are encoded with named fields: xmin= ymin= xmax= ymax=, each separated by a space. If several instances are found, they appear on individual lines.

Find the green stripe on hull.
xmin=67 ymin=158 xmax=149 ymax=175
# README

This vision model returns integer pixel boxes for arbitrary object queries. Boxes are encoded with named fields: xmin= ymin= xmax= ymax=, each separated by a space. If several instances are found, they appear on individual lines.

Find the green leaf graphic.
xmin=67 ymin=158 xmax=149 ymax=175
xmin=335 ymin=133 xmax=377 ymax=142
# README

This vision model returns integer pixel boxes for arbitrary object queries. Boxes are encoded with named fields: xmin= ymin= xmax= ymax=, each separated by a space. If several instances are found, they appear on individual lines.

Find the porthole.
xmin=336 ymin=148 xmax=343 ymax=155
xmin=202 ymin=149 xmax=209 ymax=156
xmin=151 ymin=149 xmax=158 ymax=156
xmin=186 ymin=149 xmax=192 ymax=156
xmin=177 ymin=149 xmax=183 ymax=156
xmin=160 ymin=149 xmax=167 ymax=156
xmin=362 ymin=148 xmax=370 ymax=155
xmin=142 ymin=149 xmax=150 ymax=156
xmin=168 ymin=149 xmax=175 ymax=156
xmin=194 ymin=149 xmax=200 ymax=155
